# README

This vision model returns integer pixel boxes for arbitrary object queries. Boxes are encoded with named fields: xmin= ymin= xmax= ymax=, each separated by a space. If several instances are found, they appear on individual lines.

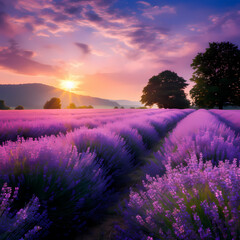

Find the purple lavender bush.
xmin=0 ymin=182 xmax=50 ymax=239
xmin=117 ymin=155 xmax=240 ymax=240
xmin=65 ymin=128 xmax=133 ymax=184
xmin=103 ymin=122 xmax=146 ymax=161
xmin=155 ymin=110 xmax=240 ymax=168
xmin=0 ymin=138 xmax=111 ymax=238
xmin=210 ymin=110 xmax=240 ymax=133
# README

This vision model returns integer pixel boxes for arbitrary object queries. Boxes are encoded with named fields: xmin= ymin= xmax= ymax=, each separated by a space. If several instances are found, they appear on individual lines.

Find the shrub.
xmin=155 ymin=110 xmax=240 ymax=169
xmin=0 ymin=182 xmax=50 ymax=239
xmin=117 ymin=156 xmax=240 ymax=240
xmin=15 ymin=105 xmax=24 ymax=110
xmin=0 ymin=138 xmax=111 ymax=238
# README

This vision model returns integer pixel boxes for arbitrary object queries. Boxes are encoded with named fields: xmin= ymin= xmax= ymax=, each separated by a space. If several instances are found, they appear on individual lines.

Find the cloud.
xmin=0 ymin=1 xmax=16 ymax=37
xmin=208 ymin=11 xmax=240 ymax=40
xmin=186 ymin=10 xmax=240 ymax=46
xmin=0 ymin=40 xmax=63 ymax=77
xmin=142 ymin=5 xmax=176 ymax=20
xmin=75 ymin=42 xmax=92 ymax=54
xmin=85 ymin=10 xmax=103 ymax=22
xmin=14 ymin=0 xmax=170 ymax=54
xmin=138 ymin=1 xmax=151 ymax=7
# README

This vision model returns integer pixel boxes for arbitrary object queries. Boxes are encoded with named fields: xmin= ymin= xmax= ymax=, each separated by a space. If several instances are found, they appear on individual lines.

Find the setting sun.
xmin=61 ymin=80 xmax=77 ymax=91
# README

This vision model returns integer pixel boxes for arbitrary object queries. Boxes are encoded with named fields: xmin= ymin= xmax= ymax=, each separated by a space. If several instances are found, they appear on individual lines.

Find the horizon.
xmin=0 ymin=0 xmax=240 ymax=101
xmin=0 ymin=82 xmax=143 ymax=104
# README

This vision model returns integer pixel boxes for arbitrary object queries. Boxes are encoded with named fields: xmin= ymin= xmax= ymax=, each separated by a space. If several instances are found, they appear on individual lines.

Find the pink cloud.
xmin=0 ymin=40 xmax=63 ymax=77
xmin=138 ymin=1 xmax=151 ymax=7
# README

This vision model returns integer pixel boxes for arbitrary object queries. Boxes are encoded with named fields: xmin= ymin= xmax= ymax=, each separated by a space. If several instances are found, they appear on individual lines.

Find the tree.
xmin=67 ymin=103 xmax=77 ymax=109
xmin=78 ymin=105 xmax=94 ymax=109
xmin=141 ymin=70 xmax=190 ymax=108
xmin=43 ymin=97 xmax=61 ymax=109
xmin=190 ymin=42 xmax=240 ymax=109
xmin=0 ymin=100 xmax=10 ymax=110
xmin=15 ymin=105 xmax=24 ymax=110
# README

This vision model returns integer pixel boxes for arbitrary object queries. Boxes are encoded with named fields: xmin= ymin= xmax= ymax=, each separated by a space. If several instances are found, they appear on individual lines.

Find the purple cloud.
xmin=75 ymin=42 xmax=91 ymax=54
xmin=85 ymin=10 xmax=103 ymax=22
xmin=142 ymin=5 xmax=176 ymax=19
xmin=0 ymin=40 xmax=62 ymax=77
xmin=14 ymin=0 xmax=169 ymax=55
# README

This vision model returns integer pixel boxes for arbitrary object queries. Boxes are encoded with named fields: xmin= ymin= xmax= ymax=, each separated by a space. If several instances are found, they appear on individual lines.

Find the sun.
xmin=61 ymin=80 xmax=76 ymax=91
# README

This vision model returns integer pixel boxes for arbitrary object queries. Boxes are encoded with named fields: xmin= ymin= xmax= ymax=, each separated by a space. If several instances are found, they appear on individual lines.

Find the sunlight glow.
xmin=61 ymin=80 xmax=77 ymax=91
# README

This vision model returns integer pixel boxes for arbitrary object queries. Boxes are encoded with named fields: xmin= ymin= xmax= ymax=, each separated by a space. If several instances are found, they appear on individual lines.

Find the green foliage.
xmin=15 ymin=105 xmax=24 ymax=110
xmin=190 ymin=42 xmax=240 ymax=109
xmin=0 ymin=100 xmax=10 ymax=110
xmin=67 ymin=103 xmax=77 ymax=109
xmin=43 ymin=97 xmax=61 ymax=109
xmin=141 ymin=70 xmax=190 ymax=109
xmin=78 ymin=105 xmax=94 ymax=109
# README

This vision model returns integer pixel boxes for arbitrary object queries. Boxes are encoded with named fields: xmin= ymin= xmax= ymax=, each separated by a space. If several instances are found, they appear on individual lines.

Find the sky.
xmin=0 ymin=0 xmax=240 ymax=101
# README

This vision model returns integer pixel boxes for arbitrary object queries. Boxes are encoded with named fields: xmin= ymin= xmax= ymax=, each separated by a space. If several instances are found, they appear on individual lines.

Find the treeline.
xmin=43 ymin=98 xmax=94 ymax=109
xmin=141 ymin=41 xmax=240 ymax=109
xmin=0 ymin=100 xmax=24 ymax=110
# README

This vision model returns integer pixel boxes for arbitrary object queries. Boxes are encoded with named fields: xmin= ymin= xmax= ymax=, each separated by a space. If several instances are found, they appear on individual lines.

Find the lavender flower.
xmin=117 ymin=156 xmax=240 ymax=240
xmin=0 ymin=182 xmax=50 ymax=239
xmin=155 ymin=109 xmax=240 ymax=169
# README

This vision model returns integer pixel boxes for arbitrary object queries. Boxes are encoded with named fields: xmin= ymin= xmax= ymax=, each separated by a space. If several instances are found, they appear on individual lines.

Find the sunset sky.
xmin=0 ymin=0 xmax=240 ymax=101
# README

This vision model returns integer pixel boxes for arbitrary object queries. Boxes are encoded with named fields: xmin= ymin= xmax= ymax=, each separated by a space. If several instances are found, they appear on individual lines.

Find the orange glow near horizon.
xmin=60 ymin=80 xmax=78 ymax=92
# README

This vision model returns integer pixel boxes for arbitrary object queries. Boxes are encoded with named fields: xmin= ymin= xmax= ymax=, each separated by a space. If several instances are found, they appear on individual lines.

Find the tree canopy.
xmin=190 ymin=42 xmax=240 ymax=109
xmin=0 ymin=100 xmax=10 ymax=110
xmin=141 ymin=70 xmax=190 ymax=108
xmin=43 ymin=97 xmax=61 ymax=109
xmin=15 ymin=105 xmax=24 ymax=110
xmin=67 ymin=103 xmax=77 ymax=109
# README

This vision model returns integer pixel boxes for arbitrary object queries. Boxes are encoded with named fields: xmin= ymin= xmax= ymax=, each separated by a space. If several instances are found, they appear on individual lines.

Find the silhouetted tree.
xmin=15 ymin=105 xmax=24 ymax=110
xmin=190 ymin=42 xmax=240 ymax=109
xmin=141 ymin=70 xmax=190 ymax=108
xmin=43 ymin=97 xmax=61 ymax=109
xmin=114 ymin=106 xmax=119 ymax=109
xmin=67 ymin=103 xmax=77 ymax=109
xmin=78 ymin=105 xmax=94 ymax=109
xmin=0 ymin=100 xmax=10 ymax=110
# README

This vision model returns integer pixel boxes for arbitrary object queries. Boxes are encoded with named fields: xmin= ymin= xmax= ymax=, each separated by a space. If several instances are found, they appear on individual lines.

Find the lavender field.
xmin=0 ymin=109 xmax=239 ymax=240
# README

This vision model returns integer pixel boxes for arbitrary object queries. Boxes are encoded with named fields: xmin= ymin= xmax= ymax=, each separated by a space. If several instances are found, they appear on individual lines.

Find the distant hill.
xmin=0 ymin=83 xmax=120 ymax=109
xmin=114 ymin=100 xmax=143 ymax=108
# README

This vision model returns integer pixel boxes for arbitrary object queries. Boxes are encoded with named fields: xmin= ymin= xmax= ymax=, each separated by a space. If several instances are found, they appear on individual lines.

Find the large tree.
xmin=190 ymin=42 xmax=240 ymax=109
xmin=0 ymin=100 xmax=10 ymax=110
xmin=43 ymin=97 xmax=61 ymax=109
xmin=141 ymin=70 xmax=190 ymax=108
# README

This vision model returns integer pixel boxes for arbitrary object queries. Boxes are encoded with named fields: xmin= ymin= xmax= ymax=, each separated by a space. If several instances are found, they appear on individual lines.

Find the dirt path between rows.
xmin=77 ymin=139 xmax=166 ymax=240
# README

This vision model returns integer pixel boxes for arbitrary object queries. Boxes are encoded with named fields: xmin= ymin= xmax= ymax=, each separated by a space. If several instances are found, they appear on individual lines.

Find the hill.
xmin=0 ymin=83 xmax=120 ymax=109
xmin=114 ymin=100 xmax=143 ymax=108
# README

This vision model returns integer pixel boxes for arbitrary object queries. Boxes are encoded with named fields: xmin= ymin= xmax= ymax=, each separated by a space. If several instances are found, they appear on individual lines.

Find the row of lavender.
xmin=0 ymin=109 xmax=152 ymax=143
xmin=210 ymin=109 xmax=240 ymax=133
xmin=0 ymin=109 xmax=192 ymax=239
xmin=118 ymin=109 xmax=240 ymax=240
